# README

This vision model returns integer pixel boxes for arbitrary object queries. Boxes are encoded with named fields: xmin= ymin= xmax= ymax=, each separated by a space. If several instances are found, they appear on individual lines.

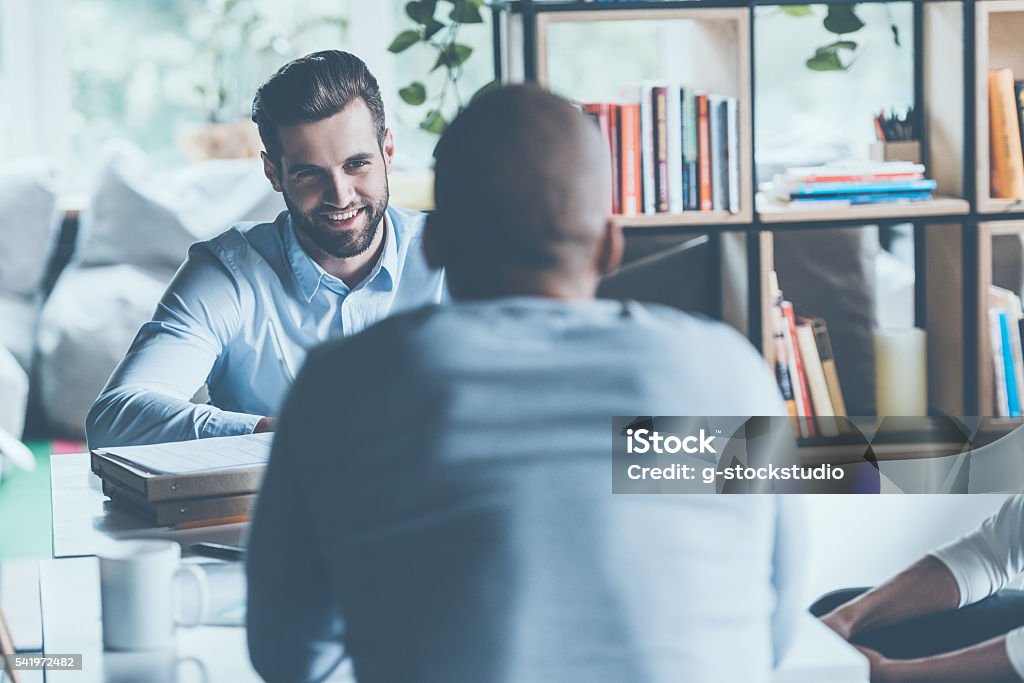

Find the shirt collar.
xmin=286 ymin=210 xmax=397 ymax=303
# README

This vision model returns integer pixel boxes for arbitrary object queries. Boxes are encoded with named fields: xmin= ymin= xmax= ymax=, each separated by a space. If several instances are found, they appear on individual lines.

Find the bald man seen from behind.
xmin=246 ymin=85 xmax=803 ymax=683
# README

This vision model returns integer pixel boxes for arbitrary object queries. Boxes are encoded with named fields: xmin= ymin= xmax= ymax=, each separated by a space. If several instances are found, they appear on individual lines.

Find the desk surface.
xmin=42 ymin=452 xmax=867 ymax=682
xmin=50 ymin=454 xmax=247 ymax=558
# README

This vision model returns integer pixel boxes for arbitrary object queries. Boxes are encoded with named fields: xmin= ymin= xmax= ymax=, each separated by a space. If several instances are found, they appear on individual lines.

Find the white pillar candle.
xmin=874 ymin=328 xmax=928 ymax=416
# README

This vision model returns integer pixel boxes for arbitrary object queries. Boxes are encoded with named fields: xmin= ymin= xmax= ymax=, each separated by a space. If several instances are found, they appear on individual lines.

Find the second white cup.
xmin=98 ymin=539 xmax=209 ymax=651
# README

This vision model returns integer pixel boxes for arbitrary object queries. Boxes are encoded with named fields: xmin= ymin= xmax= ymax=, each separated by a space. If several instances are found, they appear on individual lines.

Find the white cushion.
xmin=0 ymin=292 xmax=38 ymax=372
xmin=0 ymin=159 xmax=59 ymax=296
xmin=76 ymin=141 xmax=284 ymax=271
xmin=0 ymin=343 xmax=27 ymax=438
xmin=36 ymin=264 xmax=166 ymax=437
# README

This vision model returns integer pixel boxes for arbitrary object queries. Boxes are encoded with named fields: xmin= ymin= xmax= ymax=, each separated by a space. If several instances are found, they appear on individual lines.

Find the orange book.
xmin=782 ymin=300 xmax=815 ymax=438
xmin=619 ymin=103 xmax=642 ymax=216
xmin=989 ymin=68 xmax=1024 ymax=199
xmin=696 ymin=94 xmax=712 ymax=211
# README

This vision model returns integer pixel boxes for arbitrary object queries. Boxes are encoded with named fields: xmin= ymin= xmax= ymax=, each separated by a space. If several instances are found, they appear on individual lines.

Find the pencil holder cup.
xmin=868 ymin=141 xmax=921 ymax=165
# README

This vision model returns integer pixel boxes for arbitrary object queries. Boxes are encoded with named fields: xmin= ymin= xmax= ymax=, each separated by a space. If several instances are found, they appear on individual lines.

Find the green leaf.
xmin=399 ymin=82 xmax=427 ymax=106
xmin=449 ymin=0 xmax=484 ymax=23
xmin=826 ymin=40 xmax=858 ymax=51
xmin=388 ymin=29 xmax=421 ymax=54
xmin=823 ymin=5 xmax=865 ymax=35
xmin=806 ymin=51 xmax=845 ymax=71
xmin=406 ymin=1 xmax=436 ymax=26
xmin=470 ymin=79 xmax=499 ymax=103
xmin=424 ymin=19 xmax=445 ymax=39
xmin=781 ymin=5 xmax=813 ymax=17
xmin=432 ymin=43 xmax=473 ymax=71
xmin=420 ymin=109 xmax=448 ymax=135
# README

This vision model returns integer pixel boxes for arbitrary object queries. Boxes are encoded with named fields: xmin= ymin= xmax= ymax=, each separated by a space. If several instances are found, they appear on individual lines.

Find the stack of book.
xmin=988 ymin=285 xmax=1024 ymax=417
xmin=764 ymin=161 xmax=936 ymax=208
xmin=989 ymin=68 xmax=1024 ymax=199
xmin=582 ymin=83 xmax=740 ymax=217
xmin=769 ymin=272 xmax=847 ymax=439
xmin=90 ymin=433 xmax=271 ymax=528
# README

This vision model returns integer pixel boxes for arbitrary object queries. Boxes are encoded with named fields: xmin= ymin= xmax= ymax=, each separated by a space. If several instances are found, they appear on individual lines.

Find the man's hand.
xmin=820 ymin=609 xmax=855 ymax=641
xmin=253 ymin=416 xmax=276 ymax=433
xmin=856 ymin=646 xmax=897 ymax=683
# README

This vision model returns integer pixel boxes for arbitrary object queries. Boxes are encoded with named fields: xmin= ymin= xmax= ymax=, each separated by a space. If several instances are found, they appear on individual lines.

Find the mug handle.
xmin=174 ymin=564 xmax=209 ymax=628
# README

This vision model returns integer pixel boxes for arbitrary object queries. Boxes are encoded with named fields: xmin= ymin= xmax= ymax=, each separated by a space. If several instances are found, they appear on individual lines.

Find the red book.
xmin=619 ymin=103 xmax=642 ymax=216
xmin=583 ymin=103 xmax=616 ymax=214
xmin=798 ymin=172 xmax=924 ymax=183
xmin=696 ymin=94 xmax=712 ymax=212
xmin=782 ymin=300 xmax=815 ymax=437
xmin=653 ymin=86 xmax=670 ymax=212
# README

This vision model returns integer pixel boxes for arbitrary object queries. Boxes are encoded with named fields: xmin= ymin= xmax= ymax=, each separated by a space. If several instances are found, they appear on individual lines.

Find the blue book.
xmin=788 ymin=179 xmax=937 ymax=196
xmin=788 ymin=191 xmax=932 ymax=205
xmin=1000 ymin=311 xmax=1021 ymax=417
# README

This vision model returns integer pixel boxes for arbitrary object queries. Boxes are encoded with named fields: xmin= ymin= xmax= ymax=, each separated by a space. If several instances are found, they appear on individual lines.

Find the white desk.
xmin=40 ymin=452 xmax=867 ymax=682
xmin=50 ymin=454 xmax=247 ymax=558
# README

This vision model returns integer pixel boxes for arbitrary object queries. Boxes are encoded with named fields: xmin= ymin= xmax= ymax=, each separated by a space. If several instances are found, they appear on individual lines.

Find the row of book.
xmin=762 ymin=160 xmax=936 ymax=208
xmin=582 ymin=83 xmax=740 ymax=217
xmin=769 ymin=272 xmax=847 ymax=439
xmin=988 ymin=285 xmax=1024 ymax=417
xmin=988 ymin=68 xmax=1024 ymax=199
xmin=91 ymin=434 xmax=269 ymax=527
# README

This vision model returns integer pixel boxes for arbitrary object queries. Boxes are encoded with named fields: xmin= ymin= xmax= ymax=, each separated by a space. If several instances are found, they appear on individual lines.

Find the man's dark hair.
xmin=252 ymin=50 xmax=386 ymax=165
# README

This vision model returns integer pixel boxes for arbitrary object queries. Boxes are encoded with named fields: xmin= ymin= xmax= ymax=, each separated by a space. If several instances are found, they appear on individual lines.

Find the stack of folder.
xmin=90 ymin=433 xmax=272 ymax=527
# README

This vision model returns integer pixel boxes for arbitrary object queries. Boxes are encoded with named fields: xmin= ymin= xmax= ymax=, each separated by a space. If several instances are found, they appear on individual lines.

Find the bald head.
xmin=427 ymin=85 xmax=619 ymax=300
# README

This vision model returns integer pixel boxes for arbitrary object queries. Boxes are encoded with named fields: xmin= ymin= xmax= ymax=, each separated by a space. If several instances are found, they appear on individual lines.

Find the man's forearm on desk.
xmin=86 ymin=389 xmax=263 ymax=447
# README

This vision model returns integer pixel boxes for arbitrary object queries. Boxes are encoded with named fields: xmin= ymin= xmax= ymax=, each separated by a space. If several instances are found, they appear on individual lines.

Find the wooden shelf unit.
xmin=495 ymin=0 xmax=1024 ymax=416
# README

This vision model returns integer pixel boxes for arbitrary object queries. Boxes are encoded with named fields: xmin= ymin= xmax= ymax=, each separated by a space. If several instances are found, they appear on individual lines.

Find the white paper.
xmin=98 ymin=433 xmax=272 ymax=475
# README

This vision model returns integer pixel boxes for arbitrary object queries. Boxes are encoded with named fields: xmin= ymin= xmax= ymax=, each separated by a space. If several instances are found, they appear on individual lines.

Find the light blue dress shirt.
xmin=86 ymin=206 xmax=445 ymax=448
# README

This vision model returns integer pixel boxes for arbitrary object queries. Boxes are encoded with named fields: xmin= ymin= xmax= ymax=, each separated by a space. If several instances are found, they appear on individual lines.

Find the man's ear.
xmin=262 ymin=151 xmax=283 ymax=192
xmin=595 ymin=221 xmax=624 ymax=276
xmin=423 ymin=211 xmax=445 ymax=270
xmin=382 ymin=129 xmax=395 ymax=174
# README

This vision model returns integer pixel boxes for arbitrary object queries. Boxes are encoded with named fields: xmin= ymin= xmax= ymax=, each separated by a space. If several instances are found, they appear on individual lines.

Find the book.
xmin=91 ymin=433 xmax=271 ymax=502
xmin=1000 ymin=311 xmax=1021 ymax=416
xmin=989 ymin=308 xmax=1010 ymax=416
xmin=779 ymin=179 xmax=937 ymax=196
xmin=696 ymin=93 xmax=712 ymax=211
xmin=637 ymin=83 xmax=656 ymax=214
xmin=805 ymin=316 xmax=847 ymax=417
xmin=582 ymin=103 xmax=620 ymax=214
xmin=682 ymin=87 xmax=698 ymax=211
xmin=783 ymin=191 xmax=933 ymax=207
xmin=708 ymin=95 xmax=726 ymax=212
xmin=988 ymin=68 xmax=1024 ymax=199
xmin=989 ymin=286 xmax=1024 ymax=417
xmin=619 ymin=102 xmax=642 ymax=216
xmin=102 ymin=478 xmax=255 ymax=527
xmin=796 ymin=323 xmax=839 ymax=437
xmin=726 ymin=97 xmax=740 ymax=215
xmin=773 ymin=305 xmax=799 ymax=424
xmin=782 ymin=300 xmax=815 ymax=437
xmin=666 ymin=84 xmax=684 ymax=214
xmin=653 ymin=85 xmax=670 ymax=212
xmin=778 ymin=162 xmax=925 ymax=184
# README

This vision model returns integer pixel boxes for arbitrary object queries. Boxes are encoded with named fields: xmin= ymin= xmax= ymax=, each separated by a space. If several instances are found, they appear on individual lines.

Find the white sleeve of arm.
xmin=930 ymin=495 xmax=1024 ymax=608
xmin=246 ymin=351 xmax=349 ymax=683
xmin=85 ymin=244 xmax=261 ymax=448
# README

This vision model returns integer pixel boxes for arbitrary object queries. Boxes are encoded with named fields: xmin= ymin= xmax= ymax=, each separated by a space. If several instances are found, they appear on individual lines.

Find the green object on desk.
xmin=0 ymin=441 xmax=52 ymax=560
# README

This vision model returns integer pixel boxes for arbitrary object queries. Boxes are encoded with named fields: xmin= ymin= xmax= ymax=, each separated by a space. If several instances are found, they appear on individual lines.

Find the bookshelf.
xmin=493 ymin=0 xmax=1024 ymax=417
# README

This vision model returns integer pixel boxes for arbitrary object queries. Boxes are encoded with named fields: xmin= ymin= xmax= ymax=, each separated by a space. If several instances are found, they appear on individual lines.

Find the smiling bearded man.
xmin=86 ymin=51 xmax=446 ymax=449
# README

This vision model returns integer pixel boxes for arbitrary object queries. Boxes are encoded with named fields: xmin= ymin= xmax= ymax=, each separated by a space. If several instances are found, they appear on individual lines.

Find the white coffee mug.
xmin=98 ymin=539 xmax=209 ymax=651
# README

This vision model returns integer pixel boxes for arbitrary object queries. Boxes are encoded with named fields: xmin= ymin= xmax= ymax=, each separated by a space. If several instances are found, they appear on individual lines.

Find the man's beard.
xmin=285 ymin=187 xmax=389 ymax=259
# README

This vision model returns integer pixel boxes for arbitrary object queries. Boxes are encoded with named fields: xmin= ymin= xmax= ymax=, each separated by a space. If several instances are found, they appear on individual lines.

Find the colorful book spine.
xmin=708 ymin=95 xmax=726 ymax=212
xmin=989 ymin=308 xmax=1009 ymax=417
xmin=639 ymin=83 xmax=655 ymax=214
xmin=666 ymin=84 xmax=684 ymax=214
xmin=726 ymin=97 xmax=739 ymax=215
xmin=1000 ymin=311 xmax=1021 ymax=416
xmin=697 ymin=93 xmax=712 ymax=211
xmin=619 ymin=103 xmax=642 ymax=217
xmin=782 ymin=300 xmax=814 ymax=438
xmin=683 ymin=88 xmax=698 ymax=211
xmin=786 ymin=179 xmax=937 ymax=195
xmin=653 ymin=85 xmax=670 ymax=213
xmin=989 ymin=68 xmax=1024 ymax=199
